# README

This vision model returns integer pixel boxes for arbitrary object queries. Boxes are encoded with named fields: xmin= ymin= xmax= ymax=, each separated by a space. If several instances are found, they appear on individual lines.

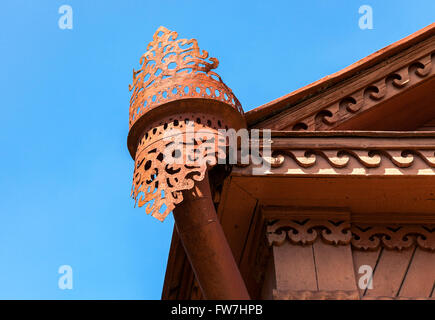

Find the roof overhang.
xmin=246 ymin=23 xmax=435 ymax=130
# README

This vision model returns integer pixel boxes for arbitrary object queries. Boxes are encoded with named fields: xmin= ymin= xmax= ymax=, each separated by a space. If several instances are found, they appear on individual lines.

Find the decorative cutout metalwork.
xmin=273 ymin=290 xmax=360 ymax=300
xmin=131 ymin=116 xmax=227 ymax=221
xmin=128 ymin=27 xmax=245 ymax=221
xmin=128 ymin=26 xmax=242 ymax=129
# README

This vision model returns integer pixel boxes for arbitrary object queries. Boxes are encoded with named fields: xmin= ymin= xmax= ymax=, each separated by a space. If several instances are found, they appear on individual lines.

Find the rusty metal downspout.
xmin=173 ymin=172 xmax=250 ymax=299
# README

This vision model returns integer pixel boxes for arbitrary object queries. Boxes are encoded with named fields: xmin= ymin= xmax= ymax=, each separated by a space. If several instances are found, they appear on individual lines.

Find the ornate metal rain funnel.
xmin=127 ymin=26 xmax=246 ymax=221
xmin=127 ymin=27 xmax=249 ymax=299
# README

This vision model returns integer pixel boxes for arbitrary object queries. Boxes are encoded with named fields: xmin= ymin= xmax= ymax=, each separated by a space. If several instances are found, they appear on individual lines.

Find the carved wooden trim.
xmin=351 ymin=224 xmax=435 ymax=251
xmin=267 ymin=220 xmax=435 ymax=252
xmin=273 ymin=289 xmax=360 ymax=300
xmin=255 ymin=36 xmax=435 ymax=130
xmin=238 ymin=149 xmax=435 ymax=176
xmin=233 ymin=133 xmax=435 ymax=177
xmin=267 ymin=219 xmax=352 ymax=246
xmin=128 ymin=27 xmax=246 ymax=221
xmin=265 ymin=149 xmax=435 ymax=171
xmin=290 ymin=53 xmax=434 ymax=131
xmin=128 ymin=26 xmax=242 ymax=130
xmin=131 ymin=115 xmax=228 ymax=220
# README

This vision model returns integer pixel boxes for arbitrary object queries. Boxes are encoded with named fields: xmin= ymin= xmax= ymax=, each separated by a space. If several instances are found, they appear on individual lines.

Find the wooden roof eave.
xmin=246 ymin=23 xmax=435 ymax=130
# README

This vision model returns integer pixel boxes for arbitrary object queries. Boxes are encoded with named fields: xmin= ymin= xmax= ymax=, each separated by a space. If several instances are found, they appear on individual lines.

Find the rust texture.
xmin=128 ymin=26 xmax=245 ymax=221
xmin=127 ymin=27 xmax=249 ymax=300
xmin=131 ymin=116 xmax=228 ymax=220
xmin=128 ymin=26 xmax=242 ymax=130
xmin=173 ymin=172 xmax=250 ymax=299
xmin=245 ymin=22 xmax=435 ymax=127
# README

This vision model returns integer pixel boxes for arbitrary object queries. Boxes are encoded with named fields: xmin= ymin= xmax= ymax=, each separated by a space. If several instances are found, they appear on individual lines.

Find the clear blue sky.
xmin=0 ymin=0 xmax=433 ymax=299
